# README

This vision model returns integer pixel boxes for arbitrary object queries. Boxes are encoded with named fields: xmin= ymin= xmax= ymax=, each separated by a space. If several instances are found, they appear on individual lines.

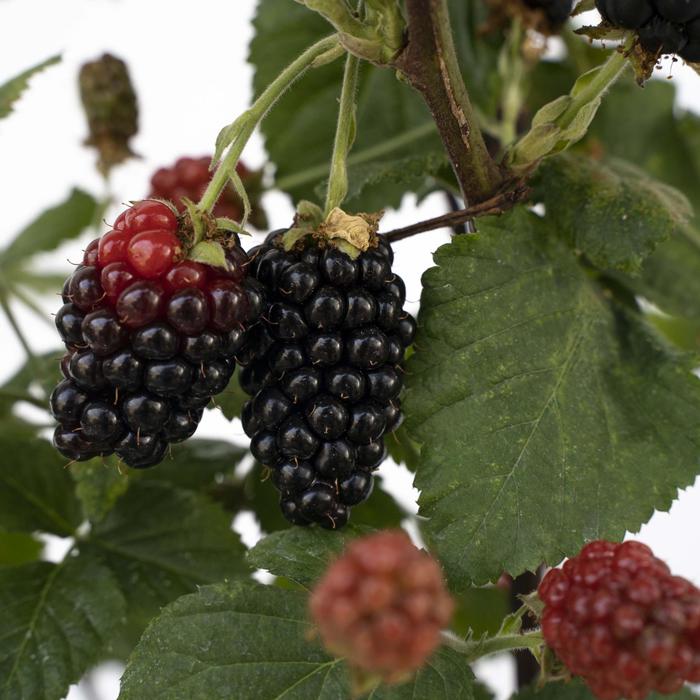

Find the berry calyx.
xmin=51 ymin=199 xmax=259 ymax=468
xmin=309 ymin=530 xmax=454 ymax=683
xmin=539 ymin=539 xmax=700 ymax=699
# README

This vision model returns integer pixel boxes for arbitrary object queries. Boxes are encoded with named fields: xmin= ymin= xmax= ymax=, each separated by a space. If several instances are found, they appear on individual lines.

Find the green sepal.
xmin=188 ymin=240 xmax=229 ymax=270
xmin=216 ymin=217 xmax=251 ymax=236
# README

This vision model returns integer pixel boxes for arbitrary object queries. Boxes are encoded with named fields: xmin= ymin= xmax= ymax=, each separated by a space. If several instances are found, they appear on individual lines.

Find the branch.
xmin=392 ymin=0 xmax=504 ymax=203
xmin=384 ymin=185 xmax=529 ymax=242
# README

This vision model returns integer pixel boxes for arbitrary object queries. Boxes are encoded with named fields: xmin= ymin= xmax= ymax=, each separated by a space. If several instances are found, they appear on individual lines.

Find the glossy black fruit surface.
xmin=239 ymin=233 xmax=414 ymax=528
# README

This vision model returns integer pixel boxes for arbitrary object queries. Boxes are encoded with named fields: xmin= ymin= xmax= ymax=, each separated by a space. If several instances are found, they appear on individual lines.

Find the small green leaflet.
xmin=404 ymin=209 xmax=700 ymax=587
xmin=0 ymin=556 xmax=125 ymax=700
xmin=119 ymin=581 xmax=478 ymax=700
xmin=0 ymin=55 xmax=60 ymax=120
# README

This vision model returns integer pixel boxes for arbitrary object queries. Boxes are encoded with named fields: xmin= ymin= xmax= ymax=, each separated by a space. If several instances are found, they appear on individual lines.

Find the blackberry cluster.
xmin=523 ymin=0 xmax=574 ymax=27
xmin=596 ymin=0 xmax=700 ymax=61
xmin=239 ymin=230 xmax=416 ymax=529
xmin=539 ymin=540 xmax=700 ymax=700
xmin=310 ymin=530 xmax=454 ymax=682
xmin=51 ymin=200 xmax=262 ymax=468
xmin=149 ymin=157 xmax=268 ymax=230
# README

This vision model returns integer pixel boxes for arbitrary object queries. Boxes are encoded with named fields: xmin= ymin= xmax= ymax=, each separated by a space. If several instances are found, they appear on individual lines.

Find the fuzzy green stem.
xmin=198 ymin=35 xmax=344 ymax=214
xmin=324 ymin=52 xmax=361 ymax=216
xmin=440 ymin=629 xmax=544 ymax=663
xmin=556 ymin=45 xmax=629 ymax=132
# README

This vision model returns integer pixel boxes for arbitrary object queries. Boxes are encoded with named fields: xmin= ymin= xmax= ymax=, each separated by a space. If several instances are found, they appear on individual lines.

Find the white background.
xmin=1 ymin=1 xmax=699 ymax=699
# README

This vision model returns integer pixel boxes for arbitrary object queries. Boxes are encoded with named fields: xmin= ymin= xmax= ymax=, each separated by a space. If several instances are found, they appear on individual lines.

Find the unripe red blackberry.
xmin=309 ymin=530 xmax=454 ymax=683
xmin=149 ymin=157 xmax=268 ymax=230
xmin=539 ymin=540 xmax=700 ymax=699
xmin=239 ymin=221 xmax=415 ymax=529
xmin=78 ymin=53 xmax=138 ymax=175
xmin=50 ymin=200 xmax=260 ymax=468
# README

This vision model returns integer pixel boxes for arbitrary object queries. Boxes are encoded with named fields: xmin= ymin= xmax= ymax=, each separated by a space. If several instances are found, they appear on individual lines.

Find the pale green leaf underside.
xmin=0 ymin=55 xmax=60 ymax=120
xmin=0 ymin=556 xmax=125 ymax=700
xmin=120 ymin=582 xmax=476 ymax=700
xmin=405 ymin=210 xmax=700 ymax=587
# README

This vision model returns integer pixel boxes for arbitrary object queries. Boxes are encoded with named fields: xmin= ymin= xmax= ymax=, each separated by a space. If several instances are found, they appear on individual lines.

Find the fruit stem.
xmin=324 ymin=51 xmax=361 ymax=217
xmin=392 ymin=0 xmax=505 ymax=204
xmin=384 ymin=184 xmax=530 ymax=242
xmin=198 ymin=35 xmax=345 ymax=215
xmin=555 ymin=41 xmax=630 ymax=134
xmin=440 ymin=628 xmax=544 ymax=663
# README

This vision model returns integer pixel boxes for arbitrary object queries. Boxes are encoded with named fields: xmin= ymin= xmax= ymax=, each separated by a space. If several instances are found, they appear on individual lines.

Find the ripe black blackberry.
xmin=51 ymin=200 xmax=262 ymax=469
xmin=522 ymin=0 xmax=574 ymax=28
xmin=238 ymin=224 xmax=415 ymax=529
xmin=595 ymin=0 xmax=700 ymax=62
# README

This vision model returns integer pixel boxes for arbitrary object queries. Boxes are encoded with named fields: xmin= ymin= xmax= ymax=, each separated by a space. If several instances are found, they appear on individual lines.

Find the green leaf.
xmin=120 ymin=581 xmax=477 ymax=700
xmin=386 ymin=425 xmax=421 ymax=472
xmin=215 ymin=368 xmax=248 ymax=422
xmin=509 ymin=679 xmax=699 ymax=700
xmin=248 ymin=524 xmax=372 ymax=589
xmin=139 ymin=438 xmax=246 ymax=492
xmin=187 ymin=240 xmax=228 ymax=270
xmin=0 ymin=421 xmax=82 ymax=536
xmin=0 ymin=533 xmax=43 ymax=568
xmin=535 ymin=154 xmax=692 ymax=274
xmin=0 ymin=555 xmax=125 ymax=700
xmin=404 ymin=209 xmax=700 ymax=587
xmin=0 ymin=351 xmax=61 ymax=415
xmin=587 ymin=81 xmax=700 ymax=214
xmin=70 ymin=458 xmax=129 ymax=523
xmin=1 ymin=189 xmax=98 ymax=266
xmin=0 ymin=55 xmax=60 ymax=120
xmin=451 ymin=586 xmax=511 ymax=640
xmin=84 ymin=482 xmax=248 ymax=631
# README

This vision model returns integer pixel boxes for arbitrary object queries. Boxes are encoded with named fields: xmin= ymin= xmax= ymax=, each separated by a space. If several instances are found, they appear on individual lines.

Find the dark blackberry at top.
xmin=50 ymin=200 xmax=261 ymax=468
xmin=522 ymin=0 xmax=574 ymax=27
xmin=238 ymin=221 xmax=416 ymax=530
xmin=595 ymin=0 xmax=700 ymax=61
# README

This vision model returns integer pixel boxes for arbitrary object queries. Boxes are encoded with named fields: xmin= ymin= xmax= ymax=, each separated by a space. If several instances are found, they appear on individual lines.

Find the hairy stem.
xmin=392 ymin=0 xmax=503 ymax=203
xmin=198 ymin=36 xmax=344 ymax=214
xmin=324 ymin=51 xmax=361 ymax=216
xmin=440 ymin=629 xmax=544 ymax=663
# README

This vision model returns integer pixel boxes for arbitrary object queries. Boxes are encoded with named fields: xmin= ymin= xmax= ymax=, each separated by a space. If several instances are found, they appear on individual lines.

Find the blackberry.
xmin=523 ymin=0 xmax=574 ymax=27
xmin=681 ymin=17 xmax=700 ymax=61
xmin=309 ymin=530 xmax=454 ymax=681
xmin=639 ymin=16 xmax=688 ymax=55
xmin=539 ymin=540 xmax=700 ymax=699
xmin=595 ymin=0 xmax=655 ymax=28
xmin=50 ymin=200 xmax=260 ymax=468
xmin=149 ymin=156 xmax=268 ymax=229
xmin=240 ymin=226 xmax=415 ymax=529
